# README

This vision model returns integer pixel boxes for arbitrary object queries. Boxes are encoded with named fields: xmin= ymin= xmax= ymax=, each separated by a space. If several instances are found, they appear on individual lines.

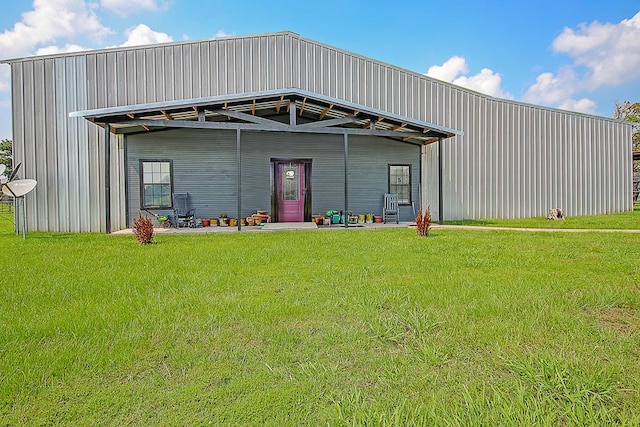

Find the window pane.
xmin=389 ymin=165 xmax=410 ymax=204
xmin=142 ymin=162 xmax=172 ymax=208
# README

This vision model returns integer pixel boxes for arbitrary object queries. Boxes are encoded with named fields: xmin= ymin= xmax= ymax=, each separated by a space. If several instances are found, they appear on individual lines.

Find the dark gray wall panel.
xmin=126 ymin=129 xmax=420 ymax=225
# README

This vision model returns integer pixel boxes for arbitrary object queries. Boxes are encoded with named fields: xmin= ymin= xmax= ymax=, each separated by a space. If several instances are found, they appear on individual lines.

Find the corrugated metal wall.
xmin=126 ymin=129 xmax=420 ymax=224
xmin=7 ymin=31 xmax=633 ymax=231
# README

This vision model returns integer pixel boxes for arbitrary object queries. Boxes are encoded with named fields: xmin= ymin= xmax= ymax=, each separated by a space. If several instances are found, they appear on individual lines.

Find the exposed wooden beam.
xmin=299 ymin=97 xmax=307 ymax=116
xmin=142 ymin=125 xmax=150 ymax=131
xmin=276 ymin=95 xmax=284 ymax=114
xmin=286 ymin=100 xmax=291 ymax=113
xmin=319 ymin=104 xmax=334 ymax=120
xmin=192 ymin=106 xmax=199 ymax=114
xmin=126 ymin=113 xmax=135 ymax=119
xmin=353 ymin=110 xmax=359 ymax=116
xmin=361 ymin=119 xmax=371 ymax=129
xmin=161 ymin=110 xmax=173 ymax=120
xmin=251 ymin=99 xmax=256 ymax=116
xmin=392 ymin=122 xmax=407 ymax=130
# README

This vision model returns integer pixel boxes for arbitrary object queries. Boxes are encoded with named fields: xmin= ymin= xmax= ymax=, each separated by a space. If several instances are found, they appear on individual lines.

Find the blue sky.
xmin=0 ymin=0 xmax=639 ymax=141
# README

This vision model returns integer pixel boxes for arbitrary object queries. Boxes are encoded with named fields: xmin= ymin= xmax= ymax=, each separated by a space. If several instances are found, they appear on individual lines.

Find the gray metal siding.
xmin=7 ymin=31 xmax=633 ymax=231
xmin=126 ymin=129 xmax=419 ymax=225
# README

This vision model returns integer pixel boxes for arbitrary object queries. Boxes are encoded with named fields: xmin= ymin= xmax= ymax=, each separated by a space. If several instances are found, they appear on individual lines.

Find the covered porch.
xmin=71 ymin=88 xmax=461 ymax=233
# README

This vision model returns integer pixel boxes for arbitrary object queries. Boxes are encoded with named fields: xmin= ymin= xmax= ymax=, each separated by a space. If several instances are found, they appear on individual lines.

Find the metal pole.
xmin=21 ymin=197 xmax=26 ymax=239
xmin=438 ymin=137 xmax=443 ymax=225
xmin=236 ymin=128 xmax=242 ymax=231
xmin=344 ymin=132 xmax=349 ymax=228
xmin=104 ymin=124 xmax=111 ymax=234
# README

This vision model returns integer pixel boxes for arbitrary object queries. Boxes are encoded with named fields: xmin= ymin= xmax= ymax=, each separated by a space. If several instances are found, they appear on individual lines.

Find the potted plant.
xmin=158 ymin=215 xmax=170 ymax=227
xmin=219 ymin=213 xmax=228 ymax=226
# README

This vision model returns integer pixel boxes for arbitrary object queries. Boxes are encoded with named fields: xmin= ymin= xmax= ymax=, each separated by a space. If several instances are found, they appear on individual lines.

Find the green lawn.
xmin=445 ymin=204 xmax=640 ymax=229
xmin=1 ymin=211 xmax=639 ymax=425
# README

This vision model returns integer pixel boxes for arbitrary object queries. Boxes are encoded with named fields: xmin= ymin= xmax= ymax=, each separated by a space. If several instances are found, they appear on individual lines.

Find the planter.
xmin=366 ymin=213 xmax=374 ymax=223
xmin=229 ymin=218 xmax=238 ymax=227
xmin=358 ymin=214 xmax=365 ymax=223
xmin=374 ymin=216 xmax=383 ymax=223
xmin=211 ymin=218 xmax=218 ymax=226
xmin=246 ymin=217 xmax=255 ymax=226
xmin=201 ymin=219 xmax=210 ymax=227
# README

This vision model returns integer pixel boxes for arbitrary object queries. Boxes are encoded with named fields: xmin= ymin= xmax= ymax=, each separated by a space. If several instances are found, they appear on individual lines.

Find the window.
xmin=141 ymin=160 xmax=172 ymax=208
xmin=389 ymin=164 xmax=411 ymax=205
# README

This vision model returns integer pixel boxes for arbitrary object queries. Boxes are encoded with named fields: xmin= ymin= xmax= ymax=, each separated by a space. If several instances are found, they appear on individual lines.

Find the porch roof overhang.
xmin=70 ymin=88 xmax=462 ymax=145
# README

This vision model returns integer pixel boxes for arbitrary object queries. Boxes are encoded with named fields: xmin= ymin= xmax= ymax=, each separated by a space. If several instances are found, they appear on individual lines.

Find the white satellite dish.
xmin=2 ymin=179 xmax=37 ymax=197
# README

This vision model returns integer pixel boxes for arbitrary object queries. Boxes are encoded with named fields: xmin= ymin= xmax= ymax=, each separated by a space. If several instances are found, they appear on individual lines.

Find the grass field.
xmin=445 ymin=204 xmax=640 ymax=229
xmin=1 ymin=208 xmax=639 ymax=425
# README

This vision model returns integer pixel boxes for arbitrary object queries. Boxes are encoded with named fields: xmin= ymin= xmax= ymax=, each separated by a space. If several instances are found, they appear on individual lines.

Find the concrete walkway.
xmin=432 ymin=225 xmax=640 ymax=233
xmin=112 ymin=222 xmax=640 ymax=235
xmin=111 ymin=221 xmax=413 ymax=235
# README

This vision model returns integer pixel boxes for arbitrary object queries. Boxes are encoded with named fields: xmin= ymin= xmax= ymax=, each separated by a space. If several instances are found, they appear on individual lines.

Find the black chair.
xmin=172 ymin=193 xmax=196 ymax=228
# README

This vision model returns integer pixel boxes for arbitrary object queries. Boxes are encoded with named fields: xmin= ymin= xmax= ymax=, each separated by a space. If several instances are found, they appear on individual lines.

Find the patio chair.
xmin=383 ymin=193 xmax=399 ymax=224
xmin=172 ymin=193 xmax=196 ymax=228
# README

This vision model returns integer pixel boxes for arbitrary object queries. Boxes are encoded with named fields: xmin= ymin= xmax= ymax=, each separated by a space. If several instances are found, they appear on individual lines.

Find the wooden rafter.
xmin=392 ymin=122 xmax=407 ymax=130
xmin=299 ymin=97 xmax=307 ymax=116
xmin=126 ymin=113 xmax=135 ymax=119
xmin=251 ymin=99 xmax=256 ymax=115
xmin=286 ymin=100 xmax=291 ymax=113
xmin=276 ymin=95 xmax=284 ymax=114
xmin=161 ymin=110 xmax=173 ymax=120
xmin=142 ymin=125 xmax=150 ymax=131
xmin=361 ymin=119 xmax=371 ymax=129
xmin=319 ymin=104 xmax=334 ymax=120
xmin=192 ymin=106 xmax=199 ymax=114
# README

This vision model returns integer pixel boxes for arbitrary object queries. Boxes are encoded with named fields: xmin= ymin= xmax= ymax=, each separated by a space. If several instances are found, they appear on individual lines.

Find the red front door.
xmin=277 ymin=162 xmax=305 ymax=222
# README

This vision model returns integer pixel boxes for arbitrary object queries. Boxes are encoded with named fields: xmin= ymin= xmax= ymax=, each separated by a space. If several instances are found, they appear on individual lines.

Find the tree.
xmin=0 ymin=139 xmax=11 ymax=177
xmin=614 ymin=101 xmax=640 ymax=176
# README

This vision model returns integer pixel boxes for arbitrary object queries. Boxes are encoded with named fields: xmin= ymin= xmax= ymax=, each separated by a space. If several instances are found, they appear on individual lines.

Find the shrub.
xmin=133 ymin=212 xmax=154 ymax=244
xmin=415 ymin=206 xmax=432 ymax=237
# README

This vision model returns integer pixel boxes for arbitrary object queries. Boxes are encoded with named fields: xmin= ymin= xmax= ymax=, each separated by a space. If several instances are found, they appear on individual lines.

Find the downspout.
xmin=438 ymin=136 xmax=443 ymax=225
xmin=105 ymin=124 xmax=111 ymax=234
xmin=237 ymin=128 xmax=242 ymax=231
xmin=344 ymin=132 xmax=349 ymax=228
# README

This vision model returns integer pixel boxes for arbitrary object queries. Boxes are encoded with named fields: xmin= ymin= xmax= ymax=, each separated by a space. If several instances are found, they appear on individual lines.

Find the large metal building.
xmin=2 ymin=31 xmax=634 ymax=233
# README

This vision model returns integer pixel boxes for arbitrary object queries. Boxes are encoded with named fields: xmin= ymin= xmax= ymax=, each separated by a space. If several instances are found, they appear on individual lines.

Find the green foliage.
xmin=0 ymin=225 xmax=639 ymax=424
xmin=0 ymin=139 xmax=11 ymax=176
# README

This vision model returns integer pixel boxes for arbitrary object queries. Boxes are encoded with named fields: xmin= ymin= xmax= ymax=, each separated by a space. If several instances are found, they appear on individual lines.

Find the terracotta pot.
xmin=374 ymin=216 xmax=383 ymax=223
xmin=229 ymin=218 xmax=238 ymax=227
xmin=201 ymin=219 xmax=210 ymax=227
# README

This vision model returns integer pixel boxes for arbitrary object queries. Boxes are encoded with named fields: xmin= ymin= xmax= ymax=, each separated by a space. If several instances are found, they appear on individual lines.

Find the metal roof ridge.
xmin=69 ymin=87 xmax=463 ymax=137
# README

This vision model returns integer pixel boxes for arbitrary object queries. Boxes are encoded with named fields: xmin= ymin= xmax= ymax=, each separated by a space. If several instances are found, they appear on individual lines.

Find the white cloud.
xmin=524 ymin=67 xmax=579 ymax=106
xmin=525 ymin=11 xmax=640 ymax=113
xmin=100 ymin=0 xmax=168 ymax=17
xmin=426 ymin=56 xmax=468 ymax=82
xmin=553 ymin=11 xmax=640 ymax=88
xmin=558 ymin=98 xmax=597 ymax=114
xmin=0 ymin=67 xmax=9 ymax=92
xmin=121 ymin=24 xmax=173 ymax=47
xmin=35 ymin=43 xmax=87 ymax=56
xmin=214 ymin=29 xmax=232 ymax=38
xmin=0 ymin=0 xmax=111 ymax=60
xmin=426 ymin=56 xmax=512 ymax=99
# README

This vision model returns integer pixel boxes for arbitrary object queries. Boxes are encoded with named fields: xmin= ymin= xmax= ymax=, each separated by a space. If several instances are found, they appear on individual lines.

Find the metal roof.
xmin=70 ymin=88 xmax=462 ymax=144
